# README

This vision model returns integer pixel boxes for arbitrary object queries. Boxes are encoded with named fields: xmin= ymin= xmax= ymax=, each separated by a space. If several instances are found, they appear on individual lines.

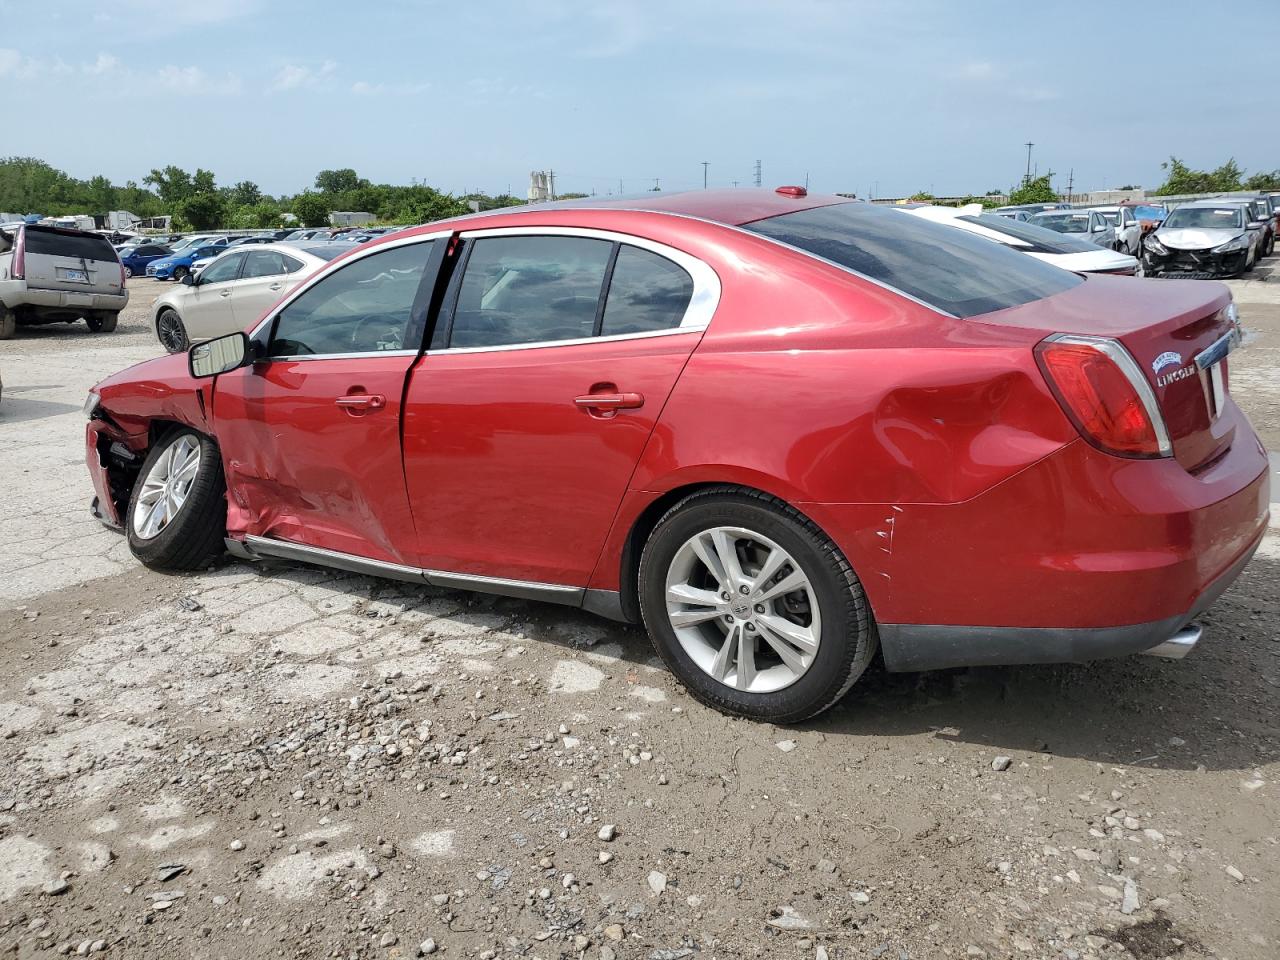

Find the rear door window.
xmin=24 ymin=228 xmax=117 ymax=261
xmin=744 ymin=203 xmax=1080 ymax=318
xmin=446 ymin=235 xmax=613 ymax=348
xmin=243 ymin=251 xmax=288 ymax=278
xmin=599 ymin=246 xmax=694 ymax=336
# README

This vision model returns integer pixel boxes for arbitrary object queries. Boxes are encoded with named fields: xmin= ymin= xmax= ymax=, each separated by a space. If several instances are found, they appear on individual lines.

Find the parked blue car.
xmin=146 ymin=244 xmax=225 ymax=280
xmin=118 ymin=243 xmax=173 ymax=279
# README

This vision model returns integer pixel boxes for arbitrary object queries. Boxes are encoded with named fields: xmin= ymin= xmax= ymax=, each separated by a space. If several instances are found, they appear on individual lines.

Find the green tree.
xmin=315 ymin=168 xmax=365 ymax=194
xmin=144 ymin=165 xmax=195 ymax=204
xmin=192 ymin=168 xmax=218 ymax=195
xmin=908 ymin=191 xmax=935 ymax=202
xmin=1153 ymin=156 xmax=1244 ymax=195
xmin=178 ymin=191 xmax=226 ymax=230
xmin=229 ymin=180 xmax=263 ymax=206
xmin=1008 ymin=174 xmax=1058 ymax=205
xmin=1244 ymin=170 xmax=1280 ymax=191
xmin=292 ymin=191 xmax=331 ymax=227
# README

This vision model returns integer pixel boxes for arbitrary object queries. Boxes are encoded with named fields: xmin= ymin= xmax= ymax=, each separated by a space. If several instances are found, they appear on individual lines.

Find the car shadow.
xmin=0 ymin=394 xmax=83 ymax=422
xmin=209 ymin=544 xmax=1277 ymax=775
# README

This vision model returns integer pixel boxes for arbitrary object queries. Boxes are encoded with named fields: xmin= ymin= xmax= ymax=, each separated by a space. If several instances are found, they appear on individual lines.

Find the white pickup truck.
xmin=0 ymin=223 xmax=129 ymax=339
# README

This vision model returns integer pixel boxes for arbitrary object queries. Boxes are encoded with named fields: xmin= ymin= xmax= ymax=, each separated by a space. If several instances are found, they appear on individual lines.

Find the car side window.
xmin=599 ymin=245 xmax=694 ymax=336
xmin=280 ymin=254 xmax=305 ymax=273
xmin=447 ymin=236 xmax=613 ymax=348
xmin=269 ymin=240 xmax=434 ymax=357
xmin=243 ymin=251 xmax=286 ymax=279
xmin=199 ymin=253 xmax=245 ymax=284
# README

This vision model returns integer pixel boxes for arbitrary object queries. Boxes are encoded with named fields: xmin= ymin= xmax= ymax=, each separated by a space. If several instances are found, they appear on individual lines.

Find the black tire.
xmin=0 ymin=310 xmax=15 ymax=340
xmin=126 ymin=428 xmax=227 ymax=571
xmin=638 ymin=487 xmax=876 ymax=723
xmin=172 ymin=266 xmax=189 ymax=282
xmin=123 ymin=266 xmax=133 ymax=279
xmin=86 ymin=312 xmax=119 ymax=333
xmin=156 ymin=309 xmax=189 ymax=353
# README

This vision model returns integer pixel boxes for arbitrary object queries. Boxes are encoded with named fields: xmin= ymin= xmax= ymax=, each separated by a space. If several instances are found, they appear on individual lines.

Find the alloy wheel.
xmin=158 ymin=312 xmax=187 ymax=353
xmin=664 ymin=526 xmax=822 ymax=693
xmin=132 ymin=435 xmax=202 ymax=540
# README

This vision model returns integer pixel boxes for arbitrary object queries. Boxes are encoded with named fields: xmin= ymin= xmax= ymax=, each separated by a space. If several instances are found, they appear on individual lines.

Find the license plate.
xmin=62 ymin=269 xmax=88 ymax=282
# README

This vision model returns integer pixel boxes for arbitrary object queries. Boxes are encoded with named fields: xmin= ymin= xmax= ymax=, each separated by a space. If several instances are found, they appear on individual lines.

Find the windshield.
xmin=1163 ymin=207 xmax=1245 ymax=230
xmin=1096 ymin=211 xmax=1120 ymax=225
xmin=1131 ymin=205 xmax=1166 ymax=220
xmin=1031 ymin=213 xmax=1091 ymax=234
xmin=743 ymin=202 xmax=1080 ymax=318
xmin=958 ymin=214 xmax=1104 ymax=254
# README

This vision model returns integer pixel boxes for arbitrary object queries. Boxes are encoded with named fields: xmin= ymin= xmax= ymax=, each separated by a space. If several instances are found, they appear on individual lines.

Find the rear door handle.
xmin=219 ymin=290 xmax=232 ymax=297
xmin=574 ymin=392 xmax=644 ymax=415
xmin=335 ymin=394 xmax=386 ymax=411
xmin=268 ymin=282 xmax=283 ymax=290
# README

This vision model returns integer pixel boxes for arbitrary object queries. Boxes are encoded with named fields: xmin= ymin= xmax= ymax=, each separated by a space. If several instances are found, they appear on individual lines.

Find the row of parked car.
xmin=991 ymin=194 xmax=1280 ymax=278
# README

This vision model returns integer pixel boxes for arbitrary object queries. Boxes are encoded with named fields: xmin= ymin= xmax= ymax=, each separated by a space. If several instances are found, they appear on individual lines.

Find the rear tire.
xmin=0 ymin=310 xmax=15 ymax=340
xmin=126 ymin=428 xmax=227 ymax=571
xmin=123 ymin=266 xmax=133 ymax=279
xmin=86 ymin=312 xmax=119 ymax=333
xmin=156 ymin=309 xmax=189 ymax=353
xmin=172 ymin=266 xmax=189 ymax=282
xmin=638 ymin=487 xmax=876 ymax=723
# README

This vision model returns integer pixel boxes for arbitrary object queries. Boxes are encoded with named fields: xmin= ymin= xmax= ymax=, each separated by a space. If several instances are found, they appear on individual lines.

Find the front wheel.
xmin=126 ymin=428 xmax=227 ymax=570
xmin=123 ymin=266 xmax=133 ymax=279
xmin=156 ymin=309 xmax=189 ymax=353
xmin=638 ymin=488 xmax=876 ymax=723
xmin=172 ymin=266 xmax=189 ymax=282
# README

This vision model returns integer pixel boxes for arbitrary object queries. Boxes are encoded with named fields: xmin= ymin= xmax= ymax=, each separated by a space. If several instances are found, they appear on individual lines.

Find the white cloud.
xmin=157 ymin=64 xmax=243 ymax=95
xmin=1014 ymin=86 xmax=1060 ymax=103
xmin=84 ymin=53 xmax=120 ymax=75
xmin=352 ymin=79 xmax=431 ymax=96
xmin=0 ymin=48 xmax=40 ymax=80
xmin=956 ymin=60 xmax=997 ymax=79
xmin=273 ymin=60 xmax=336 ymax=91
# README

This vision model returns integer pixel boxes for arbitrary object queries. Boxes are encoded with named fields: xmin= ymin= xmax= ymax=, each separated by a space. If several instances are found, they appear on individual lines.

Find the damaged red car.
xmin=84 ymin=189 xmax=1270 ymax=722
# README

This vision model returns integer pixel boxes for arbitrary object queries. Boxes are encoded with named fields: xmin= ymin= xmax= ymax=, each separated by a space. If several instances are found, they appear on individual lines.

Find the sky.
xmin=2 ymin=0 xmax=1278 ymax=200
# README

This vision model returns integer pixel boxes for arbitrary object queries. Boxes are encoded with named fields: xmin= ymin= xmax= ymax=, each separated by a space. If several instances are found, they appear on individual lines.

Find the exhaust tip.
xmin=1142 ymin=623 xmax=1202 ymax=660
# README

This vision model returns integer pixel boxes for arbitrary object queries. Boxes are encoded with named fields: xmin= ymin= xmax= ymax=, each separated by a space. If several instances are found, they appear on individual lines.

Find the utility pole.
xmin=652 ymin=178 xmax=660 ymax=192
xmin=753 ymin=160 xmax=762 ymax=187
xmin=804 ymin=171 xmax=809 ymax=191
xmin=702 ymin=162 xmax=709 ymax=189
xmin=732 ymin=180 xmax=739 ymax=188
xmin=1024 ymin=142 xmax=1034 ymax=184
xmin=548 ymin=169 xmax=556 ymax=200
xmin=1066 ymin=168 xmax=1074 ymax=203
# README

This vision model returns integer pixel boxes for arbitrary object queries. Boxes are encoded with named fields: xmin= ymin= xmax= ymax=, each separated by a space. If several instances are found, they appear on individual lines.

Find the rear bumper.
xmin=0 ymin=280 xmax=128 ymax=313
xmin=878 ymin=529 xmax=1262 ymax=671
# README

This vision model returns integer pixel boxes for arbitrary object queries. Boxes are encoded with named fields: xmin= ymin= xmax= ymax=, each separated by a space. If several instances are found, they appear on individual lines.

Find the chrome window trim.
xmin=1044 ymin=333 xmax=1173 ymax=457
xmin=428 ymin=224 xmax=720 ymax=354
xmin=250 ymin=230 xmax=452 ymax=342
xmin=262 ymin=349 xmax=422 ymax=362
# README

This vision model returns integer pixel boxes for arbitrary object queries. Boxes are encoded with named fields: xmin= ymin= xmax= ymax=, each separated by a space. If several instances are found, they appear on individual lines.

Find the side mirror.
xmin=181 ymin=273 xmax=195 ymax=286
xmin=189 ymin=332 xmax=250 ymax=379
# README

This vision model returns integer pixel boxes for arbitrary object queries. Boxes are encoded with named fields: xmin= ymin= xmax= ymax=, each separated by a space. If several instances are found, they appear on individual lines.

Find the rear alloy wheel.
xmin=126 ymin=428 xmax=228 ymax=570
xmin=123 ymin=265 xmax=133 ymax=279
xmin=157 ymin=309 xmax=189 ymax=353
xmin=639 ymin=488 xmax=876 ymax=722
xmin=86 ymin=312 xmax=119 ymax=333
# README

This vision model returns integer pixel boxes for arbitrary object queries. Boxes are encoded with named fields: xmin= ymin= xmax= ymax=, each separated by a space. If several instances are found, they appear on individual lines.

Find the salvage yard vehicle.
xmin=1143 ymin=201 xmax=1259 ymax=277
xmin=1089 ymin=205 xmax=1143 ymax=256
xmin=0 ymin=223 xmax=128 ymax=338
xmin=1122 ymin=201 xmax=1169 ymax=236
xmin=119 ymin=242 xmax=172 ymax=278
xmin=84 ymin=188 xmax=1269 ymax=722
xmin=1029 ymin=209 xmax=1118 ymax=249
xmin=146 ymin=243 xmax=226 ymax=281
xmin=905 ymin=205 xmax=1141 ymax=275
xmin=994 ymin=202 xmax=1072 ymax=220
xmin=150 ymin=243 xmax=342 ymax=352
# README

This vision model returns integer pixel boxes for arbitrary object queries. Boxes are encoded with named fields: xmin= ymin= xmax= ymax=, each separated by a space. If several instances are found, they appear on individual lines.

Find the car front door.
xmin=212 ymin=236 xmax=441 ymax=564
xmin=179 ymin=251 xmax=247 ymax=340
xmin=232 ymin=250 xmax=296 ymax=328
xmin=401 ymin=229 xmax=717 ymax=588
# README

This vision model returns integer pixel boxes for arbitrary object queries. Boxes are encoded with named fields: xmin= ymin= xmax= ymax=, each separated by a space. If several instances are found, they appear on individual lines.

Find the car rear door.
xmin=212 ymin=236 xmax=442 ymax=565
xmin=18 ymin=226 xmax=123 ymax=298
xmin=401 ymin=228 xmax=718 ymax=587
xmin=180 ymin=251 xmax=247 ymax=341
xmin=232 ymin=250 xmax=294 ymax=327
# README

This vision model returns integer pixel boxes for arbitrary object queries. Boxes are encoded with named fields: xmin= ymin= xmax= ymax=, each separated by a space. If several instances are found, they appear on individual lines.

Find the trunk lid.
xmin=975 ymin=274 xmax=1239 ymax=471
xmin=19 ymin=225 xmax=123 ymax=295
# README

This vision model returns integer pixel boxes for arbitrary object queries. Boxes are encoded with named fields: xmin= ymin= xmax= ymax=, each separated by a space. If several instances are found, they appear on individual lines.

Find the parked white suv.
xmin=1089 ymin=205 xmax=1142 ymax=256
xmin=0 ymin=224 xmax=128 ymax=339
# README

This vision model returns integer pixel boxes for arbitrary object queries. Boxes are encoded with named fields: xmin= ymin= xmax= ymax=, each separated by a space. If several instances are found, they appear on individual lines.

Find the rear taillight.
xmin=119 ymin=260 xmax=127 ymax=287
xmin=11 ymin=227 xmax=25 ymax=280
xmin=1035 ymin=334 xmax=1172 ymax=459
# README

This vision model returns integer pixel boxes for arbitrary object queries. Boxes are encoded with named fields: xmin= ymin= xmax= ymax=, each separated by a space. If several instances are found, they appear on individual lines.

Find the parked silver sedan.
xmin=1029 ymin=209 xmax=1118 ymax=250
xmin=149 ymin=243 xmax=345 ymax=353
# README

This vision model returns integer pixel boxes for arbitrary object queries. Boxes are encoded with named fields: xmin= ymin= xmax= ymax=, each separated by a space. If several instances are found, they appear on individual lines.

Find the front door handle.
xmin=335 ymin=394 xmax=386 ymax=412
xmin=268 ymin=282 xmax=283 ymax=291
xmin=574 ymin=392 xmax=644 ymax=417
xmin=219 ymin=290 xmax=232 ymax=297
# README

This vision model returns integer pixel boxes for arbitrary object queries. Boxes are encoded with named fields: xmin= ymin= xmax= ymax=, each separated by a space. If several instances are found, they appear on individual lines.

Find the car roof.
xmin=1178 ymin=198 xmax=1253 ymax=207
xmin=427 ymin=188 xmax=851 ymax=231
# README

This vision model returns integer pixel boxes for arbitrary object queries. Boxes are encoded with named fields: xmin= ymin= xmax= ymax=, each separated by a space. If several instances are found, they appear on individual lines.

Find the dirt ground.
xmin=0 ymin=267 xmax=1277 ymax=960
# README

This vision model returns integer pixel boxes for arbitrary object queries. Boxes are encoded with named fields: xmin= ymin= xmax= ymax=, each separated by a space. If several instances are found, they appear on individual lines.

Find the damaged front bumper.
xmin=86 ymin=418 xmax=143 ymax=531
xmin=1143 ymin=246 xmax=1249 ymax=278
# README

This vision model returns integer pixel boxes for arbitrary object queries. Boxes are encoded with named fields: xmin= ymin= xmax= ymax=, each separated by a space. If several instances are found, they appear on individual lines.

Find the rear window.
xmin=23 ymin=227 xmax=117 ymax=262
xmin=743 ymin=202 xmax=1080 ymax=318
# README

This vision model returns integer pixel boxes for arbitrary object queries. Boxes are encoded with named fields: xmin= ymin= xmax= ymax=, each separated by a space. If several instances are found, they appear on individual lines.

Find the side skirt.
xmin=228 ymin=535 xmax=605 ymax=611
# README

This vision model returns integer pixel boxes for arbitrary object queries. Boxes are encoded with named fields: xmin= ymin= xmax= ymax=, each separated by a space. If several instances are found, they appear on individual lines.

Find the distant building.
xmin=330 ymin=211 xmax=376 ymax=227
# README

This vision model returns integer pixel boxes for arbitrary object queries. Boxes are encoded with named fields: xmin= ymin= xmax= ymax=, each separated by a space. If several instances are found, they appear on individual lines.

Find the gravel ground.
xmin=0 ymin=270 xmax=1277 ymax=960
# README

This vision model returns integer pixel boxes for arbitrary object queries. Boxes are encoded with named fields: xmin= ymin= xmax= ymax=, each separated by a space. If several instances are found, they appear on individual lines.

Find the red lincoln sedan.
xmin=84 ymin=188 xmax=1270 ymax=722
